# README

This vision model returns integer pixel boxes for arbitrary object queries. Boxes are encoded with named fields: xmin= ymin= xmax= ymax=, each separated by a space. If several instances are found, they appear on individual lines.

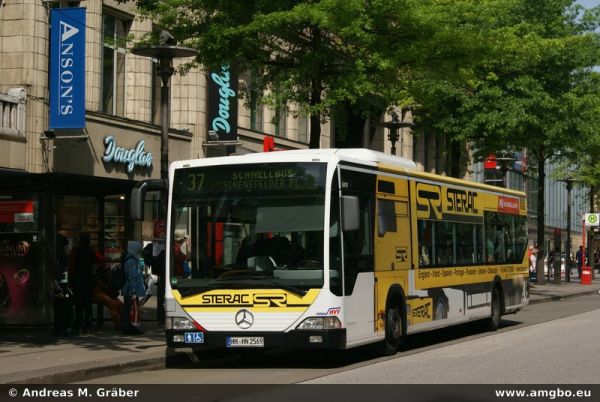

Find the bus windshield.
xmin=170 ymin=162 xmax=327 ymax=296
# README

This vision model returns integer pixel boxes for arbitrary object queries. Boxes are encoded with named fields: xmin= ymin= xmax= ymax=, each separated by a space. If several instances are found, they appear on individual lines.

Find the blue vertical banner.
xmin=49 ymin=8 xmax=86 ymax=129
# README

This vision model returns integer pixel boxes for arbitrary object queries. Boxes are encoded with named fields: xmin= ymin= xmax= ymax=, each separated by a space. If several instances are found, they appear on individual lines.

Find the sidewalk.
xmin=2 ymin=278 xmax=600 ymax=384
xmin=528 ymin=267 xmax=600 ymax=304
xmin=0 ymin=299 xmax=168 ymax=384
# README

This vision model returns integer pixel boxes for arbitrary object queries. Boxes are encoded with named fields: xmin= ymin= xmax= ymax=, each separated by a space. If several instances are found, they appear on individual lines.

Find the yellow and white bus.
xmin=135 ymin=149 xmax=529 ymax=354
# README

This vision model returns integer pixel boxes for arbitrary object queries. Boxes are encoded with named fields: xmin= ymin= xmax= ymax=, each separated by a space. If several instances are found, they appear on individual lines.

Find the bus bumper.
xmin=165 ymin=329 xmax=347 ymax=350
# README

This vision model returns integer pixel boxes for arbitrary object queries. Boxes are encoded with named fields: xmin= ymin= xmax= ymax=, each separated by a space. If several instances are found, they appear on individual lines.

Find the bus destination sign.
xmin=175 ymin=163 xmax=326 ymax=195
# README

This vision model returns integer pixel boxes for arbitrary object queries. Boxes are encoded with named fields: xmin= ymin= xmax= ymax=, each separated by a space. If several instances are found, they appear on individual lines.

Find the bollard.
xmin=581 ymin=265 xmax=592 ymax=285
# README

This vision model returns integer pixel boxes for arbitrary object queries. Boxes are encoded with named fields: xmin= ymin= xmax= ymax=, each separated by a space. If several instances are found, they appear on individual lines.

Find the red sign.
xmin=484 ymin=154 xmax=497 ymax=169
xmin=498 ymin=196 xmax=520 ymax=214
xmin=263 ymin=136 xmax=275 ymax=152
xmin=0 ymin=201 xmax=34 ymax=224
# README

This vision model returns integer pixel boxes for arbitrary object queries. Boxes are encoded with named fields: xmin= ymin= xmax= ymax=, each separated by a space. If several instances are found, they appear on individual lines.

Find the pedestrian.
xmin=53 ymin=232 xmax=72 ymax=335
xmin=576 ymin=245 xmax=584 ymax=278
xmin=92 ymin=252 xmax=123 ymax=330
xmin=529 ymin=245 xmax=537 ymax=284
xmin=173 ymin=230 xmax=191 ymax=278
xmin=70 ymin=233 xmax=96 ymax=334
xmin=547 ymin=249 xmax=555 ymax=279
xmin=121 ymin=241 xmax=146 ymax=335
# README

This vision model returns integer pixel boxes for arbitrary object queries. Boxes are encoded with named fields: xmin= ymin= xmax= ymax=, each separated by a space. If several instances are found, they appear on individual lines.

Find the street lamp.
xmin=131 ymin=38 xmax=197 ymax=189
xmin=379 ymin=109 xmax=414 ymax=156
xmin=131 ymin=33 xmax=197 ymax=324
xmin=559 ymin=177 xmax=577 ymax=283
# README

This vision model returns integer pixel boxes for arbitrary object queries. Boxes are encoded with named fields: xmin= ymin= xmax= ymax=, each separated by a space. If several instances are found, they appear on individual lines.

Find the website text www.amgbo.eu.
xmin=496 ymin=388 xmax=592 ymax=400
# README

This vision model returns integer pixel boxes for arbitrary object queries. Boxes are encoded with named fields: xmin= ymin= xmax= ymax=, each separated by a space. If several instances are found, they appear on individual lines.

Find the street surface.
xmin=82 ymin=294 xmax=600 ymax=384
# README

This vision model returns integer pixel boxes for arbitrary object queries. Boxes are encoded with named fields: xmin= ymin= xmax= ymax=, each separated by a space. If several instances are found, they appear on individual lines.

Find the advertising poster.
xmin=0 ymin=233 xmax=43 ymax=324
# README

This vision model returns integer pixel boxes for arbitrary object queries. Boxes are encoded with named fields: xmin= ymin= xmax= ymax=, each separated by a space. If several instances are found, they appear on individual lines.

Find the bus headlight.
xmin=166 ymin=317 xmax=195 ymax=330
xmin=296 ymin=316 xmax=341 ymax=330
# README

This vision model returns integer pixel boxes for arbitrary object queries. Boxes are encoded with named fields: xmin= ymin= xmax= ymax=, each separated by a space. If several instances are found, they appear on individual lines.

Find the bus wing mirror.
xmin=342 ymin=195 xmax=360 ymax=231
xmin=130 ymin=179 xmax=167 ymax=220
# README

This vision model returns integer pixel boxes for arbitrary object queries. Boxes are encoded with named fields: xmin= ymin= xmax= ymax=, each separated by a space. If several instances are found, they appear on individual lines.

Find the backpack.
xmin=110 ymin=255 xmax=135 ymax=291
xmin=142 ymin=243 xmax=154 ymax=268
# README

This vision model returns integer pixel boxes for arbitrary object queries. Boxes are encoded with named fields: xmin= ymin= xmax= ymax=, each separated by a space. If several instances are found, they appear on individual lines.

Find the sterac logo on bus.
xmin=200 ymin=293 xmax=289 ymax=307
xmin=415 ymin=183 xmax=480 ymax=220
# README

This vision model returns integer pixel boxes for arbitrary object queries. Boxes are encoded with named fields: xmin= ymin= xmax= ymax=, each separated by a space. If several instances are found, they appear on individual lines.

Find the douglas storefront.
xmin=0 ymin=112 xmax=191 ymax=326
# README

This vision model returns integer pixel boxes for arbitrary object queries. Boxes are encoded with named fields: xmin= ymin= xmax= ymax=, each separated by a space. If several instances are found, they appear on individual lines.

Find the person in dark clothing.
xmin=576 ymin=245 xmax=584 ymax=278
xmin=70 ymin=233 xmax=96 ymax=333
xmin=53 ymin=232 xmax=72 ymax=335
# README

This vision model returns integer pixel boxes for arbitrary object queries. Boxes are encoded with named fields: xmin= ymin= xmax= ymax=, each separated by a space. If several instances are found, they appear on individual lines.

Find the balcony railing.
xmin=0 ymin=88 xmax=26 ymax=137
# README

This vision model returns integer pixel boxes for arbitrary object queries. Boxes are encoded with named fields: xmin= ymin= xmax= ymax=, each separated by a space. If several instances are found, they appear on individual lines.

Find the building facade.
xmin=0 ymin=0 xmax=328 ymax=325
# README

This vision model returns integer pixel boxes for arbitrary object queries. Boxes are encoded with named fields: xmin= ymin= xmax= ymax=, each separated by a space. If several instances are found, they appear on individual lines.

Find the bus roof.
xmin=173 ymin=148 xmax=416 ymax=170
xmin=172 ymin=148 xmax=525 ymax=197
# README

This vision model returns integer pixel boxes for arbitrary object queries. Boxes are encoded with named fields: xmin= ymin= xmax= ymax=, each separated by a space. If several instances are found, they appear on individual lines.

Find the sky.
xmin=578 ymin=0 xmax=600 ymax=8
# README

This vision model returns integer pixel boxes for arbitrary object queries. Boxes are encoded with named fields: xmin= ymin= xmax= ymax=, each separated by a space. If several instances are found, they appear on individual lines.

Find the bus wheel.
xmin=433 ymin=295 xmax=447 ymax=320
xmin=487 ymin=287 xmax=501 ymax=331
xmin=380 ymin=304 xmax=403 ymax=356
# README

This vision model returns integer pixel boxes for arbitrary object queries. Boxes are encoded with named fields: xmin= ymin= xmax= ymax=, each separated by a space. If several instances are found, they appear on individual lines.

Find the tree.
xmin=411 ymin=0 xmax=600 ymax=284
xmin=133 ymin=0 xmax=498 ymax=148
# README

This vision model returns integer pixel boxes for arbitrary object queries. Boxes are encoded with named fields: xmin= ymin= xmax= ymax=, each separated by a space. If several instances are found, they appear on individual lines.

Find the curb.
xmin=14 ymin=356 xmax=166 ymax=385
xmin=1 ymin=349 xmax=194 ymax=385
xmin=528 ymin=289 xmax=600 ymax=305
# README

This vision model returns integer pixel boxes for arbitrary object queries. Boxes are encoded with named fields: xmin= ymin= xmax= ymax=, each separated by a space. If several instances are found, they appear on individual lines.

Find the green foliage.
xmin=132 ymin=0 xmax=515 ymax=147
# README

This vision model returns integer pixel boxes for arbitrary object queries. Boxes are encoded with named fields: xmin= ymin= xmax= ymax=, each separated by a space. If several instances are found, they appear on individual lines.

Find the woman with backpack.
xmin=121 ymin=241 xmax=146 ymax=335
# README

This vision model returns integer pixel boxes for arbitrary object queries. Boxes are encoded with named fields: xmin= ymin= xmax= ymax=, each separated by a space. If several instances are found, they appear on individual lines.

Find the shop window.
xmin=57 ymin=196 xmax=99 ymax=252
xmin=104 ymin=195 xmax=126 ymax=269
xmin=102 ymin=12 xmax=131 ymax=116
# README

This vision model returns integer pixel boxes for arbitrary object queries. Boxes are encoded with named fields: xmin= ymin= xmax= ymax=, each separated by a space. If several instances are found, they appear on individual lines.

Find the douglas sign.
xmin=208 ymin=64 xmax=238 ymax=141
xmin=49 ymin=8 xmax=86 ymax=129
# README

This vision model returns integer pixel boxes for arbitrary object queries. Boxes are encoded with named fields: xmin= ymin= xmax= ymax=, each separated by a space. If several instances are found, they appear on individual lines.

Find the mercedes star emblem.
xmin=235 ymin=309 xmax=254 ymax=329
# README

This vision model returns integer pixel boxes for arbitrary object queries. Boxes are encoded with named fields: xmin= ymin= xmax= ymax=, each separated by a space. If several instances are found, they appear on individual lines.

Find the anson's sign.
xmin=102 ymin=136 xmax=153 ymax=173
xmin=207 ymin=64 xmax=238 ymax=141
xmin=49 ymin=8 xmax=86 ymax=129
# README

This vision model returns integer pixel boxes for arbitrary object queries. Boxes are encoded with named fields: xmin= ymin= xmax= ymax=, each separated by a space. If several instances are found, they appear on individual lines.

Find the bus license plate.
xmin=226 ymin=337 xmax=264 ymax=348
xmin=184 ymin=332 xmax=204 ymax=344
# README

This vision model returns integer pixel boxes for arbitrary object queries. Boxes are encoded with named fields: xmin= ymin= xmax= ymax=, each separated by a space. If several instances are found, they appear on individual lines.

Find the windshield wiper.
xmin=216 ymin=275 xmax=307 ymax=296
xmin=177 ymin=285 xmax=219 ymax=297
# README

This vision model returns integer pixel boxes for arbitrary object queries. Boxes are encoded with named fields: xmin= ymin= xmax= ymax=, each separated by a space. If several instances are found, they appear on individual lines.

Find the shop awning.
xmin=0 ymin=172 xmax=136 ymax=197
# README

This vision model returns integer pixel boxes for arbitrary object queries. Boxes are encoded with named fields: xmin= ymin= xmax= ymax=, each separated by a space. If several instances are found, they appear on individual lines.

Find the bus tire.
xmin=487 ymin=286 xmax=502 ymax=331
xmin=380 ymin=303 xmax=403 ymax=356
xmin=433 ymin=294 xmax=448 ymax=320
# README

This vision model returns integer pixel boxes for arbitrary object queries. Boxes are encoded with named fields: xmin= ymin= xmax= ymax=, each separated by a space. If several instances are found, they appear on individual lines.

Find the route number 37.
xmin=186 ymin=173 xmax=205 ymax=192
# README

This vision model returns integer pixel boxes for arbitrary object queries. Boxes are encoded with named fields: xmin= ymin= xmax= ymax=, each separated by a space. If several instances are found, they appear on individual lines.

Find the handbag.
xmin=183 ymin=261 xmax=191 ymax=277
xmin=130 ymin=296 xmax=140 ymax=327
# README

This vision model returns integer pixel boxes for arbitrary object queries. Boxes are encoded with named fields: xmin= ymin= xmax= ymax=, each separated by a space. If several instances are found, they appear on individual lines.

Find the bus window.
xmin=329 ymin=171 xmax=343 ymax=296
xmin=436 ymin=221 xmax=455 ymax=266
xmin=377 ymin=199 xmax=397 ymax=237
xmin=418 ymin=220 xmax=434 ymax=267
